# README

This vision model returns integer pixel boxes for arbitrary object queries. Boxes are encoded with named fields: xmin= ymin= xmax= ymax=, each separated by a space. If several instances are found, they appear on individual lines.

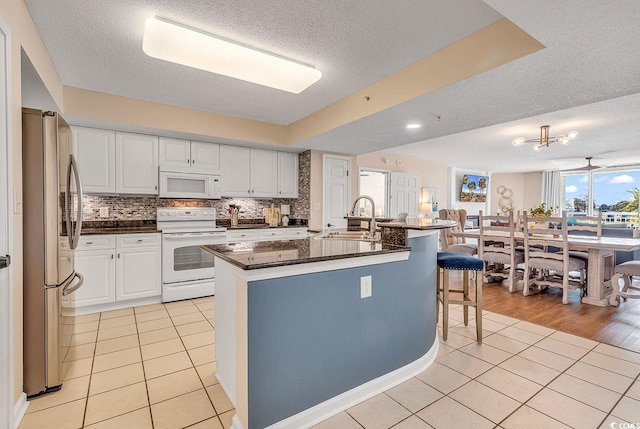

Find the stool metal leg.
xmin=442 ymin=268 xmax=449 ymax=341
xmin=475 ymin=268 xmax=483 ymax=344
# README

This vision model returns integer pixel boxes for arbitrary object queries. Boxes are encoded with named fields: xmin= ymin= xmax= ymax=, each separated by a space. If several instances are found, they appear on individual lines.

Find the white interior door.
xmin=323 ymin=155 xmax=350 ymax=229
xmin=0 ymin=17 xmax=14 ymax=429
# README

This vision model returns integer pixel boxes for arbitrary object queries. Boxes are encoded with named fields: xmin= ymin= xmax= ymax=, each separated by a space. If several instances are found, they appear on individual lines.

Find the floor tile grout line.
xmin=133 ymin=302 xmax=156 ymax=429
xmin=167 ymin=298 xmax=223 ymax=423
xmin=599 ymin=371 xmax=640 ymax=426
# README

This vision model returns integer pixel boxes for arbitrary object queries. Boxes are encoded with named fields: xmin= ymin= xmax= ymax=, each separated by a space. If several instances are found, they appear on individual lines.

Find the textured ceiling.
xmin=23 ymin=0 xmax=501 ymax=125
xmin=22 ymin=0 xmax=640 ymax=173
xmin=295 ymin=0 xmax=640 ymax=172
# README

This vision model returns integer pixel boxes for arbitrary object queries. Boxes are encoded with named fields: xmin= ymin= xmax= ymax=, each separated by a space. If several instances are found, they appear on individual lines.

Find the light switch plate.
xmin=99 ymin=207 xmax=109 ymax=218
xmin=360 ymin=275 xmax=372 ymax=299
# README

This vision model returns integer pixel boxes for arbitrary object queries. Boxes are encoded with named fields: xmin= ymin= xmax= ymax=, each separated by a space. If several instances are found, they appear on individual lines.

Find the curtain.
xmin=541 ymin=170 xmax=562 ymax=214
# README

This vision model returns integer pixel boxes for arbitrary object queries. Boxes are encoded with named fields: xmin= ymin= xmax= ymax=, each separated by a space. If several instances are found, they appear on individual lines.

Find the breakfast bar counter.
xmin=202 ymin=223 xmax=452 ymax=429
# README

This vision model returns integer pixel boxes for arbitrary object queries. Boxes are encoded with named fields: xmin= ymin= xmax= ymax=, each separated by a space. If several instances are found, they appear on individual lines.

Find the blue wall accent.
xmin=246 ymin=233 xmax=437 ymax=428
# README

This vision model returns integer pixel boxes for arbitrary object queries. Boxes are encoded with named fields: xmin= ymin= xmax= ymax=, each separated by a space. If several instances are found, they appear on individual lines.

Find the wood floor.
xmin=451 ymin=274 xmax=640 ymax=353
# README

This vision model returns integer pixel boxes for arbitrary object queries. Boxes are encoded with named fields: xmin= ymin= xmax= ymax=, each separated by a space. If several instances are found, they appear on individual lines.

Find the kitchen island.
xmin=202 ymin=220 xmax=454 ymax=429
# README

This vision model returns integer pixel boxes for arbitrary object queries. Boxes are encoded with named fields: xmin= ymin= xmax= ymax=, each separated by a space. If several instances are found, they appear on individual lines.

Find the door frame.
xmin=322 ymin=154 xmax=351 ymax=229
xmin=0 ymin=14 xmax=14 ymax=429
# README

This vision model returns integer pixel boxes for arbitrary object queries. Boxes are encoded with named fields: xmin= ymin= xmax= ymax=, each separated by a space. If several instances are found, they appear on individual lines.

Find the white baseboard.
xmin=215 ymin=372 xmax=236 ymax=408
xmin=13 ymin=392 xmax=28 ymax=429
xmin=230 ymin=338 xmax=439 ymax=429
xmin=61 ymin=296 xmax=162 ymax=316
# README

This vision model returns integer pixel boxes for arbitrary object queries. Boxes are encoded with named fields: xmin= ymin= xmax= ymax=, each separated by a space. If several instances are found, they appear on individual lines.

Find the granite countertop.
xmin=202 ymin=237 xmax=409 ymax=270
xmin=225 ymin=224 xmax=308 ymax=230
xmin=76 ymin=220 xmax=160 ymax=235
xmin=377 ymin=219 xmax=457 ymax=230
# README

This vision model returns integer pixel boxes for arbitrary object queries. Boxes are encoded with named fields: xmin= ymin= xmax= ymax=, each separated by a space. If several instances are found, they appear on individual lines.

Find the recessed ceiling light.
xmin=142 ymin=17 xmax=322 ymax=94
xmin=406 ymin=123 xmax=421 ymax=129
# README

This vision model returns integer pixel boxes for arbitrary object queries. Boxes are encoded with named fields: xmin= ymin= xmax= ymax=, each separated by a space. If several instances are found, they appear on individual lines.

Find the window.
xmin=562 ymin=167 xmax=640 ymax=226
xmin=358 ymin=169 xmax=389 ymax=217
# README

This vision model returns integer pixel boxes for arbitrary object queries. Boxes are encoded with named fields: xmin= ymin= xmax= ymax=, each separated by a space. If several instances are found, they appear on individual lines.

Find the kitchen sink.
xmin=314 ymin=230 xmax=380 ymax=242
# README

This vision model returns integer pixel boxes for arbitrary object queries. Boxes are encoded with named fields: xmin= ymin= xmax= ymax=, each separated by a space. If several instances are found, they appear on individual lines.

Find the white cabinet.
xmin=116 ymin=235 xmax=162 ymax=301
xmin=116 ymin=132 xmax=159 ymax=194
xmin=251 ymin=149 xmax=278 ymax=197
xmin=220 ymin=146 xmax=277 ymax=197
xmin=277 ymin=152 xmax=298 ymax=198
xmin=226 ymin=227 xmax=307 ymax=243
xmin=390 ymin=172 xmax=420 ymax=218
xmin=73 ymin=235 xmax=117 ymax=307
xmin=73 ymin=127 xmax=116 ymax=193
xmin=220 ymin=146 xmax=251 ymax=197
xmin=159 ymin=138 xmax=220 ymax=172
xmin=71 ymin=234 xmax=161 ymax=309
xmin=74 ymin=127 xmax=159 ymax=195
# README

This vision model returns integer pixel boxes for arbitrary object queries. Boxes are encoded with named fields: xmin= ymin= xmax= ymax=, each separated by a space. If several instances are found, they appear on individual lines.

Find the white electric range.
xmin=157 ymin=207 xmax=226 ymax=302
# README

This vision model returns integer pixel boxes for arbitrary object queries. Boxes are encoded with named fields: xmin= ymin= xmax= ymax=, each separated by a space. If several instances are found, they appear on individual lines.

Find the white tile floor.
xmin=314 ymin=305 xmax=640 ymax=429
xmin=19 ymin=298 xmax=640 ymax=429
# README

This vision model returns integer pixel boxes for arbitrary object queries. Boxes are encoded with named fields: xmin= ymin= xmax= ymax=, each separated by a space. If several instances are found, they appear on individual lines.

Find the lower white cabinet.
xmin=73 ymin=248 xmax=116 ymax=307
xmin=72 ymin=233 xmax=161 ymax=308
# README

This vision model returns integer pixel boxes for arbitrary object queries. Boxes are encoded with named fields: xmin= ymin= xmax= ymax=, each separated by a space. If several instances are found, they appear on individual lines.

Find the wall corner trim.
xmin=13 ymin=392 xmax=28 ymax=429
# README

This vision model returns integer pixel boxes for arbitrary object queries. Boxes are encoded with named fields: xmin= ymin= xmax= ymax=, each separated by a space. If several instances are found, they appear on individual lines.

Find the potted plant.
xmin=529 ymin=203 xmax=555 ymax=217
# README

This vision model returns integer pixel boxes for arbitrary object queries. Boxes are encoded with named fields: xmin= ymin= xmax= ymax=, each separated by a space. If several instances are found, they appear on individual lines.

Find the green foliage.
xmin=529 ymin=202 xmax=556 ymax=217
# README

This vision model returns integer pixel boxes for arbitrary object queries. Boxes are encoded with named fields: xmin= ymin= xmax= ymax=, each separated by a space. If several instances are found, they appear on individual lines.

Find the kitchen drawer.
xmin=117 ymin=233 xmax=161 ymax=248
xmin=77 ymin=235 xmax=116 ymax=251
xmin=278 ymin=249 xmax=299 ymax=261
xmin=259 ymin=229 xmax=286 ymax=241
xmin=286 ymin=228 xmax=307 ymax=238
xmin=226 ymin=230 xmax=259 ymax=242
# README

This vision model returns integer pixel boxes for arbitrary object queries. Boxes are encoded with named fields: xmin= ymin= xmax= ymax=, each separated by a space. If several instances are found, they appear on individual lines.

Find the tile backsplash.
xmin=78 ymin=150 xmax=311 ymax=222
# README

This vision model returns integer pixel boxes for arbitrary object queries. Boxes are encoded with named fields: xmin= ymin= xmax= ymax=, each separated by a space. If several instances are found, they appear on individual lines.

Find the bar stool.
xmin=436 ymin=252 xmax=484 ymax=343
xmin=609 ymin=261 xmax=640 ymax=306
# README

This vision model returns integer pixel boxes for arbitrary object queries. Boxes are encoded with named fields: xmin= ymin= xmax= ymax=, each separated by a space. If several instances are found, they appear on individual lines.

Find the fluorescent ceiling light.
xmin=143 ymin=17 xmax=322 ymax=94
xmin=406 ymin=123 xmax=421 ymax=129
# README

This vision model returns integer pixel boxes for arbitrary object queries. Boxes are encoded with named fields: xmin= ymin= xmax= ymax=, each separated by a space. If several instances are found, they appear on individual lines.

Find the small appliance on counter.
xmin=157 ymin=207 xmax=226 ymax=302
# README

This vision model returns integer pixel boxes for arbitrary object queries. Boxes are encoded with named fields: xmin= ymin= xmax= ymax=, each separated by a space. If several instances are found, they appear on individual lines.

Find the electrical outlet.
xmin=313 ymin=202 xmax=321 ymax=211
xmin=360 ymin=275 xmax=372 ymax=299
xmin=99 ymin=207 xmax=109 ymax=218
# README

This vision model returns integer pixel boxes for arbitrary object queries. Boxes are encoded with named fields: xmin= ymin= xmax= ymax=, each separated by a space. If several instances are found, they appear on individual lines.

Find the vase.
xmin=231 ymin=212 xmax=238 ymax=227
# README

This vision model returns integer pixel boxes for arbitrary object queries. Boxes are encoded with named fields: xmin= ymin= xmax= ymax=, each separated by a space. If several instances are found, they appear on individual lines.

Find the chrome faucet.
xmin=350 ymin=195 xmax=377 ymax=239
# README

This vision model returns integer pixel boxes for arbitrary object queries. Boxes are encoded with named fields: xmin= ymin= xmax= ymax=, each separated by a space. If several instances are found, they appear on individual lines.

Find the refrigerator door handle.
xmin=62 ymin=272 xmax=84 ymax=296
xmin=66 ymin=154 xmax=84 ymax=250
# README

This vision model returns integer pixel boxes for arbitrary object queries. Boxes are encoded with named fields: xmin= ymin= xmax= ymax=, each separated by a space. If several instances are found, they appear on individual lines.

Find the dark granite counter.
xmin=202 ymin=237 xmax=409 ymax=270
xmin=76 ymin=220 xmax=160 ymax=235
xmin=377 ymin=219 xmax=457 ymax=230
xmin=224 ymin=224 xmax=308 ymax=230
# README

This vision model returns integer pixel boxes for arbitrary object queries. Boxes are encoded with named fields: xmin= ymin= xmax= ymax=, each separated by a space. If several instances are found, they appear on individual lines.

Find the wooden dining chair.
xmin=565 ymin=213 xmax=602 ymax=294
xmin=479 ymin=211 xmax=524 ymax=292
xmin=522 ymin=211 xmax=586 ymax=304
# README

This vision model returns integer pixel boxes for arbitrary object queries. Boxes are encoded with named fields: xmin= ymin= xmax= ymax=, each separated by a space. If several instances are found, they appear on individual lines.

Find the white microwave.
xmin=159 ymin=170 xmax=221 ymax=199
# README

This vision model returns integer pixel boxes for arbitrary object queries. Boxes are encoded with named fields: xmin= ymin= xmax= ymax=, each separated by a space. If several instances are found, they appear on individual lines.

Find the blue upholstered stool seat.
xmin=437 ymin=253 xmax=483 ymax=270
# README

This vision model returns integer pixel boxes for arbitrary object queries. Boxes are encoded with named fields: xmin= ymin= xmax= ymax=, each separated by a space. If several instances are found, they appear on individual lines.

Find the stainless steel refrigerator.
xmin=22 ymin=108 xmax=84 ymax=398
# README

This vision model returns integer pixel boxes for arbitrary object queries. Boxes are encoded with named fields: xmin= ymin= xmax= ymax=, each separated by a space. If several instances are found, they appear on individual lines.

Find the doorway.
xmin=0 ymin=15 xmax=14 ymax=429
xmin=358 ymin=168 xmax=389 ymax=217
xmin=323 ymin=154 xmax=351 ymax=229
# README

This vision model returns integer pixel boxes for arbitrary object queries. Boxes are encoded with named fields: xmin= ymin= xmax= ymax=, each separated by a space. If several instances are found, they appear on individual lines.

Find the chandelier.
xmin=512 ymin=125 xmax=578 ymax=151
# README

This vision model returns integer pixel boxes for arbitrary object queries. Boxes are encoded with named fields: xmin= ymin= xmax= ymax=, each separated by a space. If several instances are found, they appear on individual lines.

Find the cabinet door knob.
xmin=137 ymin=239 xmax=143 ymax=243
xmin=155 ymin=185 xmax=158 ymax=190
xmin=111 ymin=254 xmax=114 ymax=259
xmin=117 ymin=253 xmax=121 ymax=259
xmin=192 ymin=159 xmax=195 ymax=164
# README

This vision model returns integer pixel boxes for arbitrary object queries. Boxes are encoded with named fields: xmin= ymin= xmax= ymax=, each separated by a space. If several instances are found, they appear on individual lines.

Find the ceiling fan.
xmin=565 ymin=157 xmax=601 ymax=172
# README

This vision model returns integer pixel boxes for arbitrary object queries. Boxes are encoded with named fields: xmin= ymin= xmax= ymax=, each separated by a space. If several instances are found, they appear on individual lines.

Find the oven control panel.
xmin=157 ymin=207 xmax=216 ymax=221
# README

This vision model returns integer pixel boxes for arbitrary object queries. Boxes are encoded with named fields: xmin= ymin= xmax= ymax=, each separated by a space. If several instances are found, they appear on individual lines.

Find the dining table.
xmin=454 ymin=229 xmax=640 ymax=306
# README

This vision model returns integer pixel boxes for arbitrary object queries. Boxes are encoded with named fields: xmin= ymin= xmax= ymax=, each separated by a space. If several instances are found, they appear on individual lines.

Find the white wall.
xmin=490 ymin=171 xmax=542 ymax=215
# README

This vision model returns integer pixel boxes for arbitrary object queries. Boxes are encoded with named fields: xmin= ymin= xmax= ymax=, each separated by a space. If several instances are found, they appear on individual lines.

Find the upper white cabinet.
xmin=73 ymin=127 xmax=116 ymax=194
xmin=116 ymin=132 xmax=159 ymax=195
xmin=74 ymin=127 xmax=158 ymax=195
xmin=251 ymin=149 xmax=278 ymax=197
xmin=390 ymin=172 xmax=420 ymax=218
xmin=220 ymin=146 xmax=278 ymax=197
xmin=220 ymin=146 xmax=251 ymax=197
xmin=277 ymin=152 xmax=298 ymax=198
xmin=159 ymin=138 xmax=220 ymax=172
